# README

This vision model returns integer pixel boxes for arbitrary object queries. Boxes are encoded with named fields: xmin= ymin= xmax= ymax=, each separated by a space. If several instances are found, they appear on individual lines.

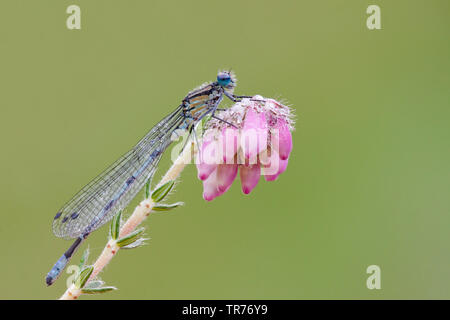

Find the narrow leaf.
xmin=152 ymin=202 xmax=184 ymax=212
xmin=78 ymin=247 xmax=90 ymax=269
xmin=84 ymin=280 xmax=105 ymax=289
xmin=110 ymin=211 xmax=122 ymax=240
xmin=81 ymin=286 xmax=117 ymax=294
xmin=202 ymin=115 xmax=212 ymax=127
xmin=145 ymin=179 xmax=151 ymax=199
xmin=116 ymin=227 xmax=145 ymax=248
xmin=75 ymin=266 xmax=94 ymax=289
xmin=151 ymin=180 xmax=175 ymax=203
xmin=121 ymin=237 xmax=149 ymax=249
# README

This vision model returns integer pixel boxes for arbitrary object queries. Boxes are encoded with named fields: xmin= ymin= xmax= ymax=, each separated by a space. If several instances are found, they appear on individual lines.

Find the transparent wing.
xmin=52 ymin=106 xmax=184 ymax=239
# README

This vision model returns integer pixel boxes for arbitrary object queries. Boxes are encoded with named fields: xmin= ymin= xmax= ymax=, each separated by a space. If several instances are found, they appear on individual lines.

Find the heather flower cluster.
xmin=196 ymin=96 xmax=294 ymax=201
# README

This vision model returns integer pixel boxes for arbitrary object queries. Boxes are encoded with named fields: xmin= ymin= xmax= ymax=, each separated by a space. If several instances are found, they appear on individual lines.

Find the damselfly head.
xmin=217 ymin=70 xmax=236 ymax=89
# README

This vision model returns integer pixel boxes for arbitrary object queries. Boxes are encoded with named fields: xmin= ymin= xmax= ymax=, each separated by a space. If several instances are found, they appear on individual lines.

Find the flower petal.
xmin=222 ymin=127 xmax=239 ymax=164
xmin=216 ymin=164 xmax=238 ymax=192
xmin=202 ymin=169 xmax=222 ymax=201
xmin=264 ymin=158 xmax=288 ymax=181
xmin=197 ymin=162 xmax=217 ymax=181
xmin=239 ymin=164 xmax=261 ymax=194
xmin=260 ymin=148 xmax=280 ymax=177
xmin=272 ymin=119 xmax=292 ymax=161
xmin=196 ymin=139 xmax=218 ymax=180
xmin=241 ymin=108 xmax=268 ymax=164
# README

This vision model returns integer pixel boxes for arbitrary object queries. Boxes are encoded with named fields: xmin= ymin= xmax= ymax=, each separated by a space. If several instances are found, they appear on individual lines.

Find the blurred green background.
xmin=0 ymin=0 xmax=449 ymax=299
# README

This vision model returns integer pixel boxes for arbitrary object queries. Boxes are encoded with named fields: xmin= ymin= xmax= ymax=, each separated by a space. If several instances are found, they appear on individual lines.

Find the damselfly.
xmin=46 ymin=70 xmax=251 ymax=286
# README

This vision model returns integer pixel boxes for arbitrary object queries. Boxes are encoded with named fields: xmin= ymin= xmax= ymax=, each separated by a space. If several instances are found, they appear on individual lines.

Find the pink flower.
xmin=196 ymin=96 xmax=294 ymax=201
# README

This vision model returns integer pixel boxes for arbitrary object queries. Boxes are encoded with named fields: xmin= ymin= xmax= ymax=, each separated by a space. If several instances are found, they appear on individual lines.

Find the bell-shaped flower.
xmin=196 ymin=96 xmax=294 ymax=201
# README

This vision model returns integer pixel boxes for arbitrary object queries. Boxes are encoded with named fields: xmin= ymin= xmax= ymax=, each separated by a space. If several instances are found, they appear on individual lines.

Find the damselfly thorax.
xmin=181 ymin=84 xmax=224 ymax=123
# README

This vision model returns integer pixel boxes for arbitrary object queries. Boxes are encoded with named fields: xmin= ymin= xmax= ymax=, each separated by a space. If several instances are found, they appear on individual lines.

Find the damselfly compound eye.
xmin=217 ymin=72 xmax=231 ymax=87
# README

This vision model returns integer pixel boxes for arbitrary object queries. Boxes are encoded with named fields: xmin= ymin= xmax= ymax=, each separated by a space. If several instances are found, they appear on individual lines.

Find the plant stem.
xmin=59 ymin=142 xmax=195 ymax=300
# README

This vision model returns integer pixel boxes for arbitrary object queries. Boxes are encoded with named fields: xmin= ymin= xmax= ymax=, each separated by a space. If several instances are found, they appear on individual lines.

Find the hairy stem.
xmin=59 ymin=142 xmax=195 ymax=300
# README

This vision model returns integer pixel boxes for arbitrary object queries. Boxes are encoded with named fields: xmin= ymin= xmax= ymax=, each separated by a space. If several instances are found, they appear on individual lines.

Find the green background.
xmin=0 ymin=1 xmax=449 ymax=299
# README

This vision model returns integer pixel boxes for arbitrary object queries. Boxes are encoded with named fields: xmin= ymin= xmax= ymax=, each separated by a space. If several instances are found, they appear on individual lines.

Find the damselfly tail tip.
xmin=45 ymin=275 xmax=54 ymax=286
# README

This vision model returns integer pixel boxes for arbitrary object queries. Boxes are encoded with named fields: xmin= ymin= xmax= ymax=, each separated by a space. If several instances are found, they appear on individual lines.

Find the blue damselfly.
xmin=46 ymin=71 xmax=251 ymax=286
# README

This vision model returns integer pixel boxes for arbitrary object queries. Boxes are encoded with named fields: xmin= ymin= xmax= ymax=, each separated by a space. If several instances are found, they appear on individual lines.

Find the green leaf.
xmin=84 ymin=280 xmax=104 ymax=289
xmin=151 ymin=180 xmax=175 ymax=203
xmin=202 ymin=114 xmax=212 ymax=127
xmin=110 ymin=211 xmax=122 ymax=240
xmin=75 ymin=266 xmax=94 ymax=289
xmin=78 ymin=247 xmax=90 ymax=269
xmin=116 ymin=228 xmax=145 ymax=248
xmin=145 ymin=179 xmax=151 ymax=199
xmin=121 ymin=237 xmax=148 ymax=249
xmin=152 ymin=202 xmax=184 ymax=212
xmin=81 ymin=286 xmax=117 ymax=294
